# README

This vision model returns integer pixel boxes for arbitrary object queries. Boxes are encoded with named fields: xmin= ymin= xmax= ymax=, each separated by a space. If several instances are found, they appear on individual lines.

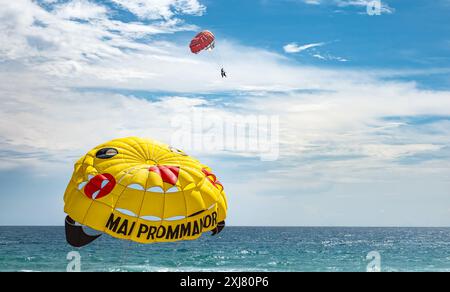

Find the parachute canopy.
xmin=64 ymin=137 xmax=227 ymax=247
xmin=189 ymin=30 xmax=215 ymax=54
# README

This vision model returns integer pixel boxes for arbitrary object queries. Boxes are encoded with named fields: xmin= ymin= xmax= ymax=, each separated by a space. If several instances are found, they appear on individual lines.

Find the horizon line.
xmin=1 ymin=225 xmax=450 ymax=228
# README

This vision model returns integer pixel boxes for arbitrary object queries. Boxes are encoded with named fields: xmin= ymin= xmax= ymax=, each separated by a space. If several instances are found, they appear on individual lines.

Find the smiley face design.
xmin=64 ymin=137 xmax=227 ymax=245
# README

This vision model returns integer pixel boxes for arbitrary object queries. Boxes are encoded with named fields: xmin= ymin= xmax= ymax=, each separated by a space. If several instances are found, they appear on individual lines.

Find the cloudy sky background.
xmin=1 ymin=0 xmax=450 ymax=226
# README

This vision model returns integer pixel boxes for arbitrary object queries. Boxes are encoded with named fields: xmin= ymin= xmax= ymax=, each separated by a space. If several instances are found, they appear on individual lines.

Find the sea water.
xmin=0 ymin=226 xmax=449 ymax=272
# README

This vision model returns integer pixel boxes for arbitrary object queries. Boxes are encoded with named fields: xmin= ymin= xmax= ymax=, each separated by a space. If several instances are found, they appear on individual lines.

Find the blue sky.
xmin=0 ymin=0 xmax=450 ymax=226
xmin=193 ymin=1 xmax=450 ymax=68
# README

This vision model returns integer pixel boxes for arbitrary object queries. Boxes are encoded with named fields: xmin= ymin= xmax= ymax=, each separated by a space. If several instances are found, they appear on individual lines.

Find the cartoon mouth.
xmin=78 ymin=170 xmax=215 ymax=220
xmin=78 ymin=165 xmax=218 ymax=221
xmin=113 ymin=203 xmax=216 ymax=221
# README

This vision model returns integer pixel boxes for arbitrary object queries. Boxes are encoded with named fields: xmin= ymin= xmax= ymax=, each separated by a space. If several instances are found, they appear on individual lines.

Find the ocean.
xmin=0 ymin=226 xmax=449 ymax=272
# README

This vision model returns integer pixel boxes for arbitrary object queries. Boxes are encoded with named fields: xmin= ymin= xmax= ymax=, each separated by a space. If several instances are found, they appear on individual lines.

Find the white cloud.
xmin=283 ymin=42 xmax=324 ymax=53
xmin=303 ymin=0 xmax=321 ymax=4
xmin=110 ymin=0 xmax=206 ymax=20
xmin=0 ymin=2 xmax=447 ymax=170
xmin=335 ymin=0 xmax=395 ymax=14
xmin=0 ymin=0 xmax=199 ymax=81
xmin=313 ymin=53 xmax=348 ymax=61
xmin=53 ymin=0 xmax=108 ymax=20
xmin=312 ymin=53 xmax=326 ymax=60
xmin=303 ymin=0 xmax=395 ymax=14
xmin=1 ymin=1 xmax=450 ymax=226
xmin=284 ymin=42 xmax=347 ymax=61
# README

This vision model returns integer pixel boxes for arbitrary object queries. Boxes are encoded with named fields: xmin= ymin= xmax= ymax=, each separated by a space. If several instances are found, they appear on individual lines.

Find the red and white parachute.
xmin=189 ymin=30 xmax=227 ymax=78
xmin=189 ymin=30 xmax=215 ymax=54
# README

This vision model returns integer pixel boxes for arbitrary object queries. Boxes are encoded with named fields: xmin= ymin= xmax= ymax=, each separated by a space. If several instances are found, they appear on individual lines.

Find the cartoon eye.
xmin=95 ymin=148 xmax=118 ymax=159
xmin=169 ymin=146 xmax=187 ymax=156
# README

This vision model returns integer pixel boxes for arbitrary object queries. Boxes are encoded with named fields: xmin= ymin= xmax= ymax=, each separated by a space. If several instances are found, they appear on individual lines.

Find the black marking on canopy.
xmin=188 ymin=209 xmax=206 ymax=218
xmin=65 ymin=216 xmax=101 ymax=247
xmin=211 ymin=220 xmax=225 ymax=236
xmin=95 ymin=148 xmax=118 ymax=159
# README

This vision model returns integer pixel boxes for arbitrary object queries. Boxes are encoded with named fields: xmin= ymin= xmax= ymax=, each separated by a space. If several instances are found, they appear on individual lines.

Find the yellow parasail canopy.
xmin=64 ymin=137 xmax=227 ymax=247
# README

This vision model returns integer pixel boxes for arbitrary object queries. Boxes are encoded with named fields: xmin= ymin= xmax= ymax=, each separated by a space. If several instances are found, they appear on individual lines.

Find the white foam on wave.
xmin=111 ymin=265 xmax=267 ymax=272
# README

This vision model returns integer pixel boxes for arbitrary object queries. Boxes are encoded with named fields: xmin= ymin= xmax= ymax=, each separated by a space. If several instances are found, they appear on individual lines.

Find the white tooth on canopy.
xmin=126 ymin=183 xmax=145 ymax=190
xmin=140 ymin=215 xmax=161 ymax=221
xmin=165 ymin=186 xmax=179 ymax=193
xmin=147 ymin=186 xmax=164 ymax=193
xmin=77 ymin=181 xmax=87 ymax=190
xmin=91 ymin=190 xmax=100 ymax=199
xmin=101 ymin=180 xmax=109 ymax=189
xmin=164 ymin=215 xmax=186 ymax=221
xmin=115 ymin=208 xmax=138 ymax=217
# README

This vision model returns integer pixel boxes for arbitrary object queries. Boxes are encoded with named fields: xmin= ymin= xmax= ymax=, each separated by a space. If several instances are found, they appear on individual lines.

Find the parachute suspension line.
xmin=216 ymin=47 xmax=225 ymax=69
xmin=215 ymin=42 xmax=227 ymax=77
xmin=205 ymin=40 xmax=215 ymax=51
xmin=209 ymin=43 xmax=226 ymax=76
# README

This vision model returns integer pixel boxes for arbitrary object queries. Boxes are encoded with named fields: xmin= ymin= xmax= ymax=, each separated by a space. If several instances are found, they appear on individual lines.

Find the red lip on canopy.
xmin=148 ymin=166 xmax=180 ymax=185
xmin=84 ymin=173 xmax=116 ymax=199
xmin=202 ymin=168 xmax=223 ymax=190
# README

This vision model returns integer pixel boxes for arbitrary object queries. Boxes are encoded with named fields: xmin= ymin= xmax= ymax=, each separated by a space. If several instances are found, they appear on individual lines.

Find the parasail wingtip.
xmin=65 ymin=216 xmax=101 ymax=247
xmin=211 ymin=220 xmax=225 ymax=236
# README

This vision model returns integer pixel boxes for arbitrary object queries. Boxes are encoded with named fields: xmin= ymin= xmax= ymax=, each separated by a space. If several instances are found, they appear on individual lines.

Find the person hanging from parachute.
xmin=63 ymin=137 xmax=228 ymax=247
xmin=189 ymin=30 xmax=227 ymax=78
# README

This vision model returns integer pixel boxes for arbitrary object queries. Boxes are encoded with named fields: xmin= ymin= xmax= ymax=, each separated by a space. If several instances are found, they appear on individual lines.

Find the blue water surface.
xmin=0 ymin=227 xmax=449 ymax=272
